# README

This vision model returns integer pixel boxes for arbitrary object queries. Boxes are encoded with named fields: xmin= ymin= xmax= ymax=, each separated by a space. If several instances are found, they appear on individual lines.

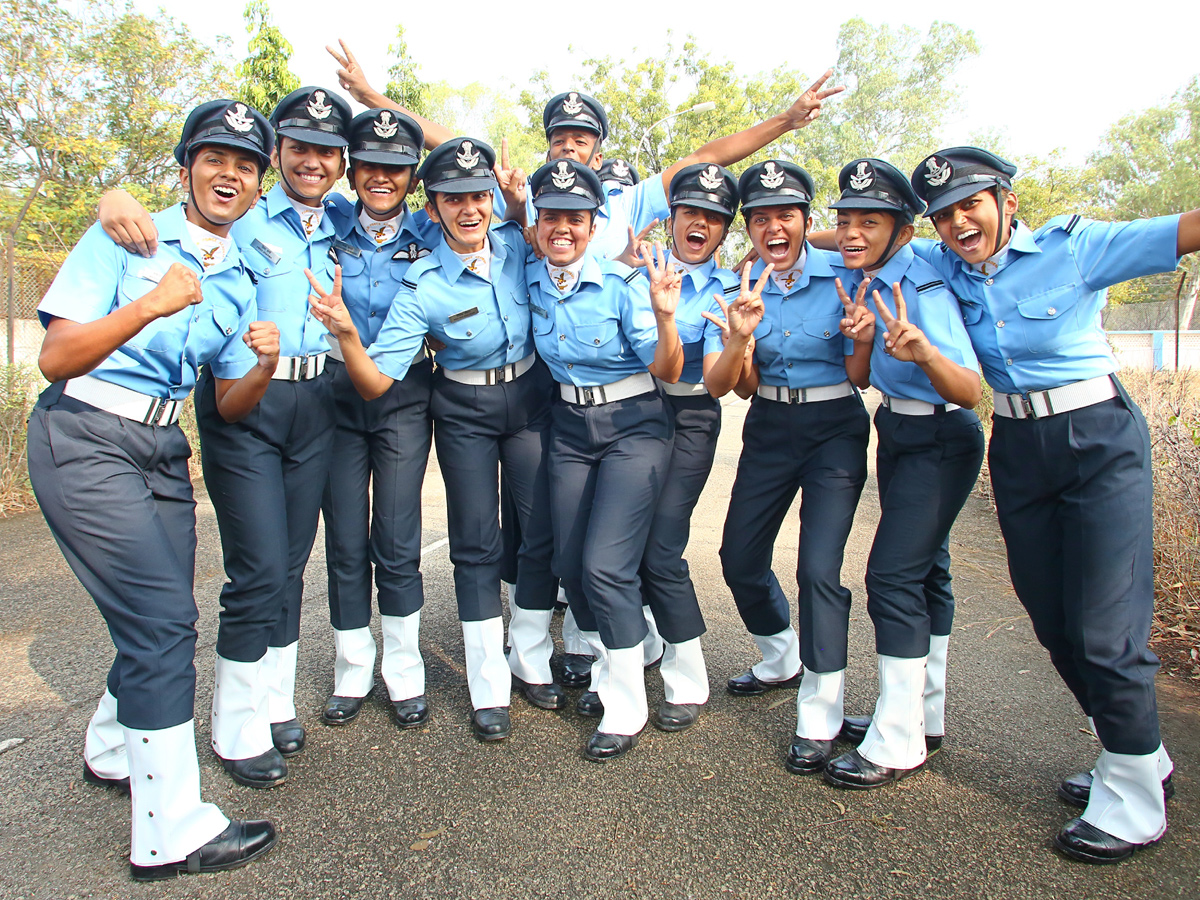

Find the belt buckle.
xmin=787 ymin=388 xmax=801 ymax=404
xmin=485 ymin=368 xmax=499 ymax=386
xmin=582 ymin=386 xmax=598 ymax=406
xmin=1011 ymin=394 xmax=1037 ymax=419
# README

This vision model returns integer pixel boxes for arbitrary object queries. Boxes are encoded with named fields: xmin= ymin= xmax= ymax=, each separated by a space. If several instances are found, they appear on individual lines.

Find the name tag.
xmin=333 ymin=238 xmax=361 ymax=258
xmin=251 ymin=239 xmax=281 ymax=266
xmin=529 ymin=303 xmax=549 ymax=319
xmin=134 ymin=263 xmax=169 ymax=283
xmin=448 ymin=307 xmax=480 ymax=323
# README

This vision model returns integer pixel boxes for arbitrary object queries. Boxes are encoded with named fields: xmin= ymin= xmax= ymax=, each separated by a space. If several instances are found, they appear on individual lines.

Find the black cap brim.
xmin=828 ymin=196 xmax=908 ymax=214
xmin=741 ymin=195 xmax=809 ymax=212
xmin=350 ymin=149 xmax=419 ymax=166
xmin=424 ymin=174 xmax=497 ymax=194
xmin=277 ymin=126 xmax=347 ymax=148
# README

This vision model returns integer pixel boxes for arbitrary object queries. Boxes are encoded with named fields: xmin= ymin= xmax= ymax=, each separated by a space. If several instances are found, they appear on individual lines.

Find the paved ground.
xmin=1 ymin=394 xmax=1197 ymax=900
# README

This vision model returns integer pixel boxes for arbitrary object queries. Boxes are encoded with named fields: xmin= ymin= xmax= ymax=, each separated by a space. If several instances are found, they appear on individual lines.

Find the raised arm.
xmin=328 ymin=39 xmax=455 ymax=149
xmin=659 ymin=71 xmax=844 ymax=196
xmin=1178 ymin=208 xmax=1200 ymax=257
xmin=97 ymin=189 xmax=159 ymax=257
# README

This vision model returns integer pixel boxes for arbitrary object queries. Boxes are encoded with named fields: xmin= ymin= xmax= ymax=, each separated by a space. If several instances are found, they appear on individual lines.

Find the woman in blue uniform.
xmin=523 ymin=158 xmax=684 ymax=760
xmin=815 ymin=158 xmax=984 ymax=789
xmin=706 ymin=159 xmax=871 ymax=777
xmin=318 ymin=109 xmax=441 ymax=731
xmin=96 ymin=87 xmax=357 ymax=788
xmin=905 ymin=146 xmax=1200 ymax=862
xmin=631 ymin=163 xmax=743 ymax=732
xmin=28 ymin=100 xmax=280 ymax=880
xmin=308 ymin=138 xmax=557 ymax=742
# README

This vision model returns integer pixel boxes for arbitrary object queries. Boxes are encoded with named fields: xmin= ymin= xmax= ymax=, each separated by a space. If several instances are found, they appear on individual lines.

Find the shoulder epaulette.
xmin=1065 ymin=214 xmax=1081 ymax=234
xmin=623 ymin=270 xmax=639 ymax=284
xmin=916 ymin=280 xmax=944 ymax=293
xmin=401 ymin=279 xmax=418 ymax=290
xmin=724 ymin=283 xmax=741 ymax=294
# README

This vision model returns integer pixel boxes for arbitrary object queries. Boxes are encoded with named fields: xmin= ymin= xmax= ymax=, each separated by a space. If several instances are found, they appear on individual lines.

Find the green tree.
xmin=383 ymin=25 xmax=428 ymax=118
xmin=236 ymin=0 xmax=298 ymax=119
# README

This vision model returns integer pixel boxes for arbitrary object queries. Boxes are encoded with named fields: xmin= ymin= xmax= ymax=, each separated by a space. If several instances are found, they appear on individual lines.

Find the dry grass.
xmin=1121 ymin=370 xmax=1200 ymax=649
xmin=0 ymin=365 xmax=40 ymax=516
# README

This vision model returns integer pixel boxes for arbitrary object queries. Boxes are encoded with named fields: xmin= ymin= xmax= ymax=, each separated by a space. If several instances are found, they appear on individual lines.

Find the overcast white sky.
xmin=132 ymin=0 xmax=1198 ymax=164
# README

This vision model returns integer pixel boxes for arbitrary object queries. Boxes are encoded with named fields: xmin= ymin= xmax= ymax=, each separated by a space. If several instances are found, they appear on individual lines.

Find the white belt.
xmin=657 ymin=378 xmax=708 ymax=397
xmin=61 ymin=375 xmax=185 ymax=426
xmin=327 ymin=342 xmax=426 ymax=367
xmin=442 ymin=353 xmax=535 ymax=386
xmin=993 ymin=374 xmax=1117 ymax=420
xmin=271 ymin=354 xmax=327 ymax=381
xmin=559 ymin=372 xmax=655 ymax=406
xmin=879 ymin=393 xmax=960 ymax=416
xmin=756 ymin=380 xmax=856 ymax=404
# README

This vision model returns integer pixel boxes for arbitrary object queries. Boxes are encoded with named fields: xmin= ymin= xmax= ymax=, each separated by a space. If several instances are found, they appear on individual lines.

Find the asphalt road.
xmin=1 ymin=393 xmax=1197 ymax=899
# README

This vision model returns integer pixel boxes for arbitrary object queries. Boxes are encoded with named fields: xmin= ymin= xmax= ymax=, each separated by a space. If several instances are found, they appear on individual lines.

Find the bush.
xmin=0 ymin=364 xmax=41 ymax=515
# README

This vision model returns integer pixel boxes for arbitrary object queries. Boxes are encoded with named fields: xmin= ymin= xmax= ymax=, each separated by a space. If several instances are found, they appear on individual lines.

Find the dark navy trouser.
xmin=988 ymin=382 xmax=1160 ymax=756
xmin=196 ymin=368 xmax=335 ymax=661
xmin=720 ymin=393 xmax=869 ymax=673
xmin=866 ymin=405 xmax=984 ymax=657
xmin=322 ymin=356 xmax=432 ymax=629
xmin=28 ymin=386 xmax=199 ymax=730
xmin=431 ymin=360 xmax=558 ymax=622
xmin=549 ymin=390 xmax=673 ymax=650
xmin=638 ymin=391 xmax=720 ymax=644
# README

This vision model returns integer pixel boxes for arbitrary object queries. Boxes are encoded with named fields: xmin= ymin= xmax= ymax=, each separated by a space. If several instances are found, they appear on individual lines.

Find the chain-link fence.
xmin=3 ymin=246 xmax=66 ymax=366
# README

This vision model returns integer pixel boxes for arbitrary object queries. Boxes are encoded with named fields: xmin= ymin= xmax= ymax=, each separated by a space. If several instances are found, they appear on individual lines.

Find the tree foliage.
xmin=235 ymin=0 xmax=298 ymax=119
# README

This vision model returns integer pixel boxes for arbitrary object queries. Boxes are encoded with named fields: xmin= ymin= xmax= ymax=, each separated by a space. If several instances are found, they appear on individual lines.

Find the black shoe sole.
xmin=519 ymin=687 xmax=566 ymax=711
xmin=219 ymin=760 xmax=286 ymax=789
xmin=82 ymin=765 xmax=131 ymax=794
xmin=823 ymin=763 xmax=925 ymax=790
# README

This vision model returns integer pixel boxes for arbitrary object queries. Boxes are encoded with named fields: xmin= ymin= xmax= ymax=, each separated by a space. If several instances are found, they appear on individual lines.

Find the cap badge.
xmin=562 ymin=92 xmax=584 ymax=116
xmin=924 ymin=156 xmax=952 ymax=188
xmin=699 ymin=165 xmax=723 ymax=191
xmin=455 ymin=140 xmax=480 ymax=169
xmin=224 ymin=103 xmax=255 ymax=134
xmin=612 ymin=160 xmax=630 ymax=178
xmin=373 ymin=111 xmax=398 ymax=139
xmin=849 ymin=161 xmax=874 ymax=191
xmin=760 ymin=162 xmax=785 ymax=190
xmin=307 ymin=91 xmax=332 ymax=120
xmin=551 ymin=161 xmax=576 ymax=190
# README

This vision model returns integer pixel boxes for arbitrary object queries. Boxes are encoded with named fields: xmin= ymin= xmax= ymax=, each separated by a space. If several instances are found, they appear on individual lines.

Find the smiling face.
xmin=351 ymin=161 xmax=414 ymax=219
xmin=272 ymin=137 xmax=345 ymax=206
xmin=425 ymin=190 xmax=493 ymax=254
xmin=547 ymin=128 xmax=603 ymax=171
xmin=834 ymin=209 xmax=914 ymax=271
xmin=670 ymin=205 xmax=729 ymax=265
xmin=746 ymin=204 xmax=807 ymax=270
xmin=180 ymin=145 xmax=263 ymax=236
xmin=930 ymin=188 xmax=1019 ymax=266
xmin=536 ymin=208 xmax=596 ymax=266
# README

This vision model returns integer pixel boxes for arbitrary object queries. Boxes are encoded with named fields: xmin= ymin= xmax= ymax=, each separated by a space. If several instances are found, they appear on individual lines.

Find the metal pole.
xmin=1174 ymin=270 xmax=1185 ymax=372
xmin=633 ymin=101 xmax=717 ymax=174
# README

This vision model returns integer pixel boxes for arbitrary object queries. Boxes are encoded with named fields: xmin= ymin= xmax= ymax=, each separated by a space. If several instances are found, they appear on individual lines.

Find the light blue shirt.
xmin=913 ymin=215 xmax=1181 ymax=394
xmin=836 ymin=245 xmax=979 ymax=406
xmin=369 ymin=221 xmax=534 ymax=381
xmin=654 ymin=254 xmax=736 ymax=385
xmin=749 ymin=246 xmax=853 ymax=389
xmin=38 ymin=204 xmax=259 ymax=399
xmin=528 ymin=252 xmax=659 ymax=386
xmin=235 ymin=183 xmax=348 ymax=358
xmin=334 ymin=204 xmax=440 ymax=349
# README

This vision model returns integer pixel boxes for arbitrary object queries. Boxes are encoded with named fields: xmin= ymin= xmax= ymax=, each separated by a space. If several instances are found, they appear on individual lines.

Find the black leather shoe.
xmin=654 ymin=702 xmax=701 ymax=732
xmin=218 ymin=747 xmax=286 ymax=789
xmin=1058 ymin=771 xmax=1175 ymax=809
xmin=518 ymin=681 xmax=567 ymax=710
xmin=839 ymin=715 xmax=870 ymax=745
xmin=471 ymin=707 xmax=511 ymax=741
xmin=322 ymin=695 xmax=364 ymax=726
xmin=584 ymin=730 xmax=638 ymax=761
xmin=840 ymin=716 xmax=944 ymax=755
xmin=785 ymin=737 xmax=835 ymax=775
xmin=727 ymin=669 xmax=801 ymax=696
xmin=576 ymin=690 xmax=603 ymax=718
xmin=559 ymin=653 xmax=594 ymax=688
xmin=130 ymin=819 xmax=277 ymax=881
xmin=824 ymin=748 xmax=925 ymax=789
xmin=270 ymin=719 xmax=305 ymax=756
xmin=392 ymin=695 xmax=430 ymax=729
xmin=1054 ymin=816 xmax=1164 ymax=864
xmin=83 ymin=761 xmax=130 ymax=795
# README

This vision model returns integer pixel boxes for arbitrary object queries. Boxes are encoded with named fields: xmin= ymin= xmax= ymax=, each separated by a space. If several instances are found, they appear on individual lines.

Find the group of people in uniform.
xmin=26 ymin=37 xmax=1198 ymax=880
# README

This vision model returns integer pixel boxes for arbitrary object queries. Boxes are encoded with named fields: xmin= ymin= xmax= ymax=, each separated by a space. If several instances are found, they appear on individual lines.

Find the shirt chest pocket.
xmin=565 ymin=319 xmax=620 ymax=365
xmin=1014 ymin=283 xmax=1083 ymax=354
xmin=798 ymin=313 xmax=844 ymax=361
xmin=677 ymin=320 xmax=706 ymax=348
xmin=751 ymin=318 xmax=777 ymax=366
xmin=442 ymin=309 xmax=493 ymax=345
xmin=120 ymin=272 xmax=192 ymax=355
xmin=244 ymin=254 xmax=298 ymax=313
